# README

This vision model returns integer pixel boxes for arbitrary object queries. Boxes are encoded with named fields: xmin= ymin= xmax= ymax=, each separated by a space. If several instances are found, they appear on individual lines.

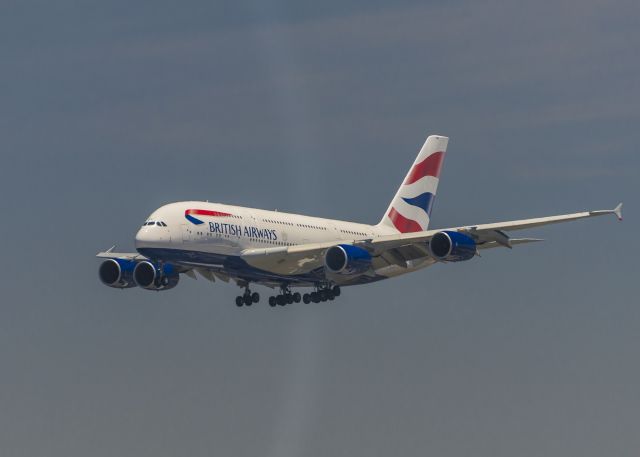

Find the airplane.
xmin=97 ymin=135 xmax=623 ymax=307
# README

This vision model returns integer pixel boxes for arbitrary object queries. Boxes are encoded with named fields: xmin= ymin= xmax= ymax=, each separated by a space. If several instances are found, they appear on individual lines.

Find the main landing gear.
xmin=268 ymin=286 xmax=301 ymax=307
xmin=234 ymin=284 xmax=342 ymax=308
xmin=235 ymin=286 xmax=260 ymax=307
xmin=302 ymin=285 xmax=341 ymax=304
xmin=268 ymin=285 xmax=341 ymax=307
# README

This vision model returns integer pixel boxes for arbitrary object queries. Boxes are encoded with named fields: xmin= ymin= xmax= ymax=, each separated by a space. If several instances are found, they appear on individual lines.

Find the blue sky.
xmin=0 ymin=1 xmax=638 ymax=456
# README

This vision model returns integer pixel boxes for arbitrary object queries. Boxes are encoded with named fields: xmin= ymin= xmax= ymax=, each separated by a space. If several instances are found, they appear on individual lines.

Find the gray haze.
xmin=1 ymin=1 xmax=638 ymax=456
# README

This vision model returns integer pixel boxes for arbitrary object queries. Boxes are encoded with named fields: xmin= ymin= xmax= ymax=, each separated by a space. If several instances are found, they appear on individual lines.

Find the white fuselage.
xmin=136 ymin=201 xmax=396 ymax=252
xmin=134 ymin=201 xmax=431 ymax=286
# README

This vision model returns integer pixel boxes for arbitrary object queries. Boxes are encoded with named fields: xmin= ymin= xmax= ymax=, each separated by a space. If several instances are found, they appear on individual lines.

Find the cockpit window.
xmin=161 ymin=222 xmax=168 ymax=227
xmin=156 ymin=221 xmax=162 ymax=226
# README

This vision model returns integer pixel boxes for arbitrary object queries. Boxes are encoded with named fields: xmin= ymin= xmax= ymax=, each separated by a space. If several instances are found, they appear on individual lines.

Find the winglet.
xmin=589 ymin=203 xmax=623 ymax=221
xmin=614 ymin=202 xmax=623 ymax=221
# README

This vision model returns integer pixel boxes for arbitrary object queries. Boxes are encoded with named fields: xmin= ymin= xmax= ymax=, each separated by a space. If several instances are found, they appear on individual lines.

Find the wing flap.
xmin=476 ymin=238 xmax=543 ymax=250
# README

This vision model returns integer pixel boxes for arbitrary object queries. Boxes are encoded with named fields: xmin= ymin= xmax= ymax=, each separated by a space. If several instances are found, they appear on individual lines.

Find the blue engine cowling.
xmin=428 ymin=231 xmax=477 ymax=262
xmin=133 ymin=261 xmax=180 ymax=291
xmin=99 ymin=259 xmax=137 ymax=288
xmin=324 ymin=244 xmax=372 ymax=275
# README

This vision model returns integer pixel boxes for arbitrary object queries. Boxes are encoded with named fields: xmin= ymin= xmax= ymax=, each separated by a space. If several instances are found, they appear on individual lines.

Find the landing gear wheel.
xmin=268 ymin=296 xmax=276 ymax=307
xmin=311 ymin=292 xmax=320 ymax=303
xmin=276 ymin=295 xmax=286 ymax=306
xmin=303 ymin=293 xmax=311 ymax=304
xmin=332 ymin=285 xmax=341 ymax=297
xmin=235 ymin=296 xmax=244 ymax=307
xmin=244 ymin=295 xmax=252 ymax=306
xmin=327 ymin=290 xmax=335 ymax=301
xmin=251 ymin=292 xmax=260 ymax=304
xmin=286 ymin=294 xmax=294 ymax=305
xmin=319 ymin=290 xmax=328 ymax=302
xmin=292 ymin=292 xmax=301 ymax=303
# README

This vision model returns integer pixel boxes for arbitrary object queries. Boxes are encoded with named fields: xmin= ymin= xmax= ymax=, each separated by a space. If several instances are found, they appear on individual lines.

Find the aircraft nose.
xmin=135 ymin=228 xmax=156 ymax=248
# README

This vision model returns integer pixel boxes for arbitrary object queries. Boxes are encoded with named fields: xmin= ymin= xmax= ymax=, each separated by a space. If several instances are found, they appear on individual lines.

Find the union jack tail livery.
xmin=379 ymin=135 xmax=448 ymax=233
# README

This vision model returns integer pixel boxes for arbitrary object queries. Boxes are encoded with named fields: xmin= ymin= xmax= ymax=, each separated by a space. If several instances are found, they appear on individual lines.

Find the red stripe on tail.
xmin=388 ymin=208 xmax=424 ymax=233
xmin=404 ymin=151 xmax=445 ymax=185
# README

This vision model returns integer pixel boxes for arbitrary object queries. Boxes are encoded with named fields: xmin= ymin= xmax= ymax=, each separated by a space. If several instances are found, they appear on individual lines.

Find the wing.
xmin=96 ymin=246 xmax=147 ymax=261
xmin=241 ymin=203 xmax=622 ymax=274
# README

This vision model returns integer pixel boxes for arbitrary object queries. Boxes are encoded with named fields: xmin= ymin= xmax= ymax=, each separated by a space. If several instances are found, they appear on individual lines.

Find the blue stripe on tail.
xmin=402 ymin=192 xmax=435 ymax=215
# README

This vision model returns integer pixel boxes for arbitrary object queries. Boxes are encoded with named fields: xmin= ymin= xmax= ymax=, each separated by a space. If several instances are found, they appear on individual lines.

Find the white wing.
xmin=241 ymin=203 xmax=622 ymax=274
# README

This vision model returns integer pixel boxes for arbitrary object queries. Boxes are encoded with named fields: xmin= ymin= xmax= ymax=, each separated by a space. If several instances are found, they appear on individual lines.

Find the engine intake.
xmin=133 ymin=261 xmax=180 ymax=290
xmin=429 ymin=231 xmax=476 ymax=262
xmin=325 ymin=244 xmax=372 ymax=275
xmin=99 ymin=259 xmax=137 ymax=288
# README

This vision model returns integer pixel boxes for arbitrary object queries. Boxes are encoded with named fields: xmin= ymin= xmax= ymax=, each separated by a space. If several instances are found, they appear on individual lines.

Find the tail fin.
xmin=378 ymin=134 xmax=449 ymax=233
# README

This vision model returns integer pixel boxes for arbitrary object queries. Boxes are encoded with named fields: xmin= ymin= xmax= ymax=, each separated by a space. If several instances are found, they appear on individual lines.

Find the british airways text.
xmin=209 ymin=222 xmax=278 ymax=240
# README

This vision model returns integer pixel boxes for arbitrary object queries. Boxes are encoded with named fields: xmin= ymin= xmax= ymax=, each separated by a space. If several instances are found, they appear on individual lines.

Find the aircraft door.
xmin=181 ymin=224 xmax=192 ymax=242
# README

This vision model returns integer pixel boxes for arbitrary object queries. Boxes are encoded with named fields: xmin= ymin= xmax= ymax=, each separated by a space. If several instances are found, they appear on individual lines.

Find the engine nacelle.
xmin=428 ymin=231 xmax=477 ymax=262
xmin=133 ymin=261 xmax=180 ymax=291
xmin=324 ymin=244 xmax=372 ymax=275
xmin=99 ymin=259 xmax=137 ymax=288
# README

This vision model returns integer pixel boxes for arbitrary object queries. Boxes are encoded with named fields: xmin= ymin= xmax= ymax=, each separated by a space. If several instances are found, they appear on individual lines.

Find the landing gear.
xmin=235 ymin=286 xmax=259 ymax=307
xmin=236 ymin=283 xmax=342 ymax=308
xmin=266 ymin=286 xmax=303 ymax=308
xmin=305 ymin=284 xmax=341 ymax=304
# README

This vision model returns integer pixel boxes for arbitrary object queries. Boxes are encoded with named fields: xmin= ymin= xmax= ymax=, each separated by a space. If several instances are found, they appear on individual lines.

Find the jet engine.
xmin=324 ymin=244 xmax=372 ymax=275
xmin=99 ymin=259 xmax=137 ymax=288
xmin=428 ymin=231 xmax=477 ymax=262
xmin=133 ymin=261 xmax=180 ymax=291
